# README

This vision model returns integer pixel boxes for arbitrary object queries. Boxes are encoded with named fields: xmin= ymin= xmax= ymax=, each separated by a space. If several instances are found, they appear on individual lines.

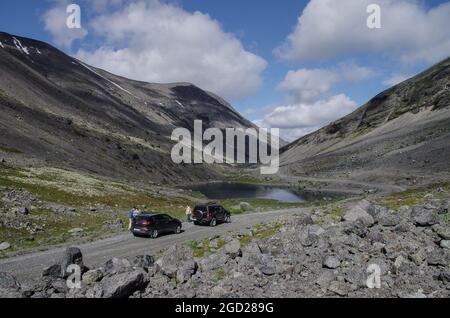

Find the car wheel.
xmin=225 ymin=215 xmax=232 ymax=223
xmin=151 ymin=229 xmax=159 ymax=239
xmin=210 ymin=218 xmax=217 ymax=227
xmin=194 ymin=221 xmax=200 ymax=226
xmin=175 ymin=225 xmax=181 ymax=234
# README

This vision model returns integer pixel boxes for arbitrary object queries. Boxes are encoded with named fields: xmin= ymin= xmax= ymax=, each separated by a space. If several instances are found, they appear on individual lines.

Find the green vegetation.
xmin=0 ymin=165 xmax=194 ymax=218
xmin=0 ymin=145 xmax=22 ymax=154
xmin=378 ymin=182 xmax=450 ymax=209
xmin=239 ymin=223 xmax=284 ymax=247
xmin=324 ymin=206 xmax=345 ymax=220
xmin=186 ymin=238 xmax=226 ymax=258
xmin=212 ymin=269 xmax=226 ymax=282
xmin=0 ymin=165 xmax=198 ymax=256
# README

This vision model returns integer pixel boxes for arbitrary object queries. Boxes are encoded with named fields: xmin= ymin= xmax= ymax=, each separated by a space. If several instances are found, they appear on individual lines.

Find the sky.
xmin=1 ymin=0 xmax=450 ymax=141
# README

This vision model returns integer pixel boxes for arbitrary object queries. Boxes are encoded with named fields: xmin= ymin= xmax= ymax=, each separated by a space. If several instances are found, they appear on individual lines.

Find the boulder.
xmin=378 ymin=212 xmax=402 ymax=227
xmin=224 ymin=239 xmax=242 ymax=258
xmin=0 ymin=272 xmax=20 ymax=291
xmin=82 ymin=269 xmax=104 ymax=285
xmin=101 ymin=270 xmax=149 ymax=298
xmin=103 ymin=258 xmax=132 ymax=274
xmin=42 ymin=247 xmax=88 ymax=279
xmin=434 ymin=226 xmax=450 ymax=240
xmin=155 ymin=245 xmax=193 ymax=278
xmin=176 ymin=260 xmax=198 ymax=283
xmin=126 ymin=255 xmax=155 ymax=269
xmin=342 ymin=201 xmax=375 ymax=227
xmin=316 ymin=271 xmax=336 ymax=288
xmin=60 ymin=247 xmax=88 ymax=278
xmin=412 ymin=208 xmax=438 ymax=227
xmin=440 ymin=240 xmax=450 ymax=249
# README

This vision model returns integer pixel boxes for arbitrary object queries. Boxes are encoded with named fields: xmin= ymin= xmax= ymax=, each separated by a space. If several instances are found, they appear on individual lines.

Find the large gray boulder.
xmin=176 ymin=260 xmax=198 ymax=283
xmin=155 ymin=245 xmax=194 ymax=278
xmin=0 ymin=272 xmax=21 ymax=291
xmin=224 ymin=239 xmax=242 ymax=258
xmin=342 ymin=201 xmax=375 ymax=227
xmin=42 ymin=247 xmax=88 ymax=279
xmin=101 ymin=269 xmax=149 ymax=298
xmin=413 ymin=209 xmax=438 ymax=227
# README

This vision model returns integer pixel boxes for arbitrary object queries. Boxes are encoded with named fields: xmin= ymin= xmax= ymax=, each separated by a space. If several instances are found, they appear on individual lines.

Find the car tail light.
xmin=142 ymin=220 xmax=152 ymax=226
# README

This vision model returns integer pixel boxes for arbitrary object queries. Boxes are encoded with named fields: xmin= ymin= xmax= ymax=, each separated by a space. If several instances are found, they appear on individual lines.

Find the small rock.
xmin=82 ymin=269 xmax=104 ymax=285
xmin=316 ymin=271 xmax=336 ymax=288
xmin=323 ymin=256 xmax=341 ymax=269
xmin=0 ymin=242 xmax=11 ymax=251
xmin=434 ymin=226 xmax=450 ymax=240
xmin=440 ymin=240 xmax=450 ymax=249
xmin=260 ymin=266 xmax=275 ymax=276
xmin=209 ymin=239 xmax=219 ymax=249
xmin=328 ymin=281 xmax=350 ymax=297
xmin=18 ymin=207 xmax=30 ymax=215
xmin=68 ymin=228 xmax=83 ymax=235
xmin=308 ymin=224 xmax=325 ymax=237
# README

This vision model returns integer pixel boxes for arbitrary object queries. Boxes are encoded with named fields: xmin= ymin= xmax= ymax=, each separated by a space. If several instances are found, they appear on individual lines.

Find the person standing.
xmin=128 ymin=207 xmax=141 ymax=230
xmin=185 ymin=205 xmax=193 ymax=222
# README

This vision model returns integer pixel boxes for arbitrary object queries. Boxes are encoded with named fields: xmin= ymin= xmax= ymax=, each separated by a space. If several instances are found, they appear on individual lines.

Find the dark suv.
xmin=132 ymin=213 xmax=182 ymax=238
xmin=192 ymin=204 xmax=231 ymax=227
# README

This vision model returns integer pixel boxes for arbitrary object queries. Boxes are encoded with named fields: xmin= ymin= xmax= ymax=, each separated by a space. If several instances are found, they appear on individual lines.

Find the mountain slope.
xmin=280 ymin=57 xmax=450 ymax=186
xmin=0 ymin=32 xmax=255 ymax=184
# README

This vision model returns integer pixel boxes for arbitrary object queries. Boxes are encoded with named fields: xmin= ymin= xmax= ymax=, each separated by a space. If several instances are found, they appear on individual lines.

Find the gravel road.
xmin=0 ymin=208 xmax=308 ymax=284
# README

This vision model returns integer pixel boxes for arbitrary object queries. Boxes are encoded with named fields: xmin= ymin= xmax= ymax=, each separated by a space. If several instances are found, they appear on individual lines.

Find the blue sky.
xmin=1 ymin=0 xmax=450 ymax=140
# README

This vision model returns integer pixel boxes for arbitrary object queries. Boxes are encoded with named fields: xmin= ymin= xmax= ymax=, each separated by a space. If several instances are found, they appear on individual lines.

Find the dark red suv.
xmin=192 ymin=204 xmax=231 ymax=227
xmin=132 ymin=213 xmax=182 ymax=238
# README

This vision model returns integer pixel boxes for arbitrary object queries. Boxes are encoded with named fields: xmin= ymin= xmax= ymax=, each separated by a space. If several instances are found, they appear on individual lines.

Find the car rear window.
xmin=135 ymin=215 xmax=153 ymax=221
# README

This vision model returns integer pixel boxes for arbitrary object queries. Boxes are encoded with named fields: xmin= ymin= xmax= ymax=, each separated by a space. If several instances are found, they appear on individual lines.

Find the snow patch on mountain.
xmin=77 ymin=61 xmax=137 ymax=98
xmin=13 ymin=37 xmax=29 ymax=55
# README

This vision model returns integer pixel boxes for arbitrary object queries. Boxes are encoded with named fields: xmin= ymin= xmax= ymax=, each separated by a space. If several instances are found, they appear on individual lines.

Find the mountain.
xmin=0 ymin=32 xmax=256 ymax=184
xmin=280 ymin=57 xmax=450 ymax=187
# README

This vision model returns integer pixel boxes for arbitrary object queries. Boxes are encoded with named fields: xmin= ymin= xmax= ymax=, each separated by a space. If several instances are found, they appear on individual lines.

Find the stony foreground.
xmin=1 ymin=197 xmax=449 ymax=298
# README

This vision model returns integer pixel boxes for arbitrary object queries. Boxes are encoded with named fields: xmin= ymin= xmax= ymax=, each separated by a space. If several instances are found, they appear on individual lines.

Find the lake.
xmin=188 ymin=182 xmax=309 ymax=203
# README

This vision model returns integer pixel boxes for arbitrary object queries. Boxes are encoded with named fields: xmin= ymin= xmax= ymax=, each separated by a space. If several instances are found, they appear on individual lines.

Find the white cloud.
xmin=277 ymin=63 xmax=373 ymax=103
xmin=277 ymin=69 xmax=339 ymax=103
xmin=276 ymin=0 xmax=450 ymax=64
xmin=383 ymin=73 xmax=413 ymax=86
xmin=256 ymin=94 xmax=358 ymax=141
xmin=42 ymin=1 xmax=88 ymax=47
xmin=75 ymin=1 xmax=267 ymax=101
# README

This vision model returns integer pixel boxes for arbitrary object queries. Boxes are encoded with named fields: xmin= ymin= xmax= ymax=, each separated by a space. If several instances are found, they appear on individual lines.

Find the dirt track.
xmin=0 ymin=208 xmax=308 ymax=284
